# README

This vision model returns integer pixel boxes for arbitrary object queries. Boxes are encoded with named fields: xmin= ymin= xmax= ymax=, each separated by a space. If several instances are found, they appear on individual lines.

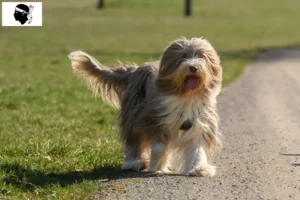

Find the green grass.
xmin=0 ymin=0 xmax=300 ymax=199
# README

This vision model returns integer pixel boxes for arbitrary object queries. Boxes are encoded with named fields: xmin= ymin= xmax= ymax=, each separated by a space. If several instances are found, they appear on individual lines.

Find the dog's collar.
xmin=179 ymin=120 xmax=193 ymax=131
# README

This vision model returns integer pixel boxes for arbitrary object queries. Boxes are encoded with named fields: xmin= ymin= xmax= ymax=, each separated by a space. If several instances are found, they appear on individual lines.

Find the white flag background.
xmin=2 ymin=2 xmax=42 ymax=26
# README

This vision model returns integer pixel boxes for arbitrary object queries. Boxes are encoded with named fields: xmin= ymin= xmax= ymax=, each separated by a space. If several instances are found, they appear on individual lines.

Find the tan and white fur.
xmin=68 ymin=37 xmax=222 ymax=176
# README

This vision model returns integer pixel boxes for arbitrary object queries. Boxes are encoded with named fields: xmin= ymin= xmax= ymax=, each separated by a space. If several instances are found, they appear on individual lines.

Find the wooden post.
xmin=98 ymin=0 xmax=104 ymax=9
xmin=185 ymin=0 xmax=192 ymax=16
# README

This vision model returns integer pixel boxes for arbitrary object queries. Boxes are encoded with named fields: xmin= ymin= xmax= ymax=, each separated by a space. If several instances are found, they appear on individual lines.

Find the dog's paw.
xmin=151 ymin=166 xmax=173 ymax=175
xmin=121 ymin=160 xmax=144 ymax=172
xmin=140 ymin=161 xmax=149 ymax=172
xmin=188 ymin=165 xmax=216 ymax=177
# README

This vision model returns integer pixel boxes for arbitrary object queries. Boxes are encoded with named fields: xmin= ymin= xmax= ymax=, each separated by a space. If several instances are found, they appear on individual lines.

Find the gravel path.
xmin=95 ymin=48 xmax=300 ymax=200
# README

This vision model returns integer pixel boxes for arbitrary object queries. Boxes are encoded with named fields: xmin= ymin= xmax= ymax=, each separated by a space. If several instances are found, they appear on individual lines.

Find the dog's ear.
xmin=209 ymin=60 xmax=222 ymax=90
xmin=206 ymin=51 xmax=222 ymax=91
xmin=159 ymin=39 xmax=188 ymax=77
xmin=156 ymin=39 xmax=189 ymax=93
xmin=202 ymin=51 xmax=222 ymax=90
xmin=191 ymin=38 xmax=223 ymax=91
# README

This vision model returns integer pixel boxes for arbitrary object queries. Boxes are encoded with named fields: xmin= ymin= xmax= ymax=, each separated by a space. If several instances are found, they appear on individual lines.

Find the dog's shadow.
xmin=0 ymin=163 xmax=183 ymax=192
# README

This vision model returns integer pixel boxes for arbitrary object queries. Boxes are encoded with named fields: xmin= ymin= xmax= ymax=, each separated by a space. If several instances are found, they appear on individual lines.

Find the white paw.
xmin=152 ymin=166 xmax=173 ymax=175
xmin=188 ymin=165 xmax=216 ymax=177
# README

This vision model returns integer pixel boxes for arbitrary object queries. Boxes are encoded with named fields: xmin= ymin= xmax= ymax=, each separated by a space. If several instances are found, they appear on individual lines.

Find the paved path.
xmin=97 ymin=48 xmax=300 ymax=200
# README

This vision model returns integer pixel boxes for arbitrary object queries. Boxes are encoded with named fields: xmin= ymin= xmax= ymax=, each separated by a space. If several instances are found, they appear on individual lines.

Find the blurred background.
xmin=0 ymin=0 xmax=299 ymax=198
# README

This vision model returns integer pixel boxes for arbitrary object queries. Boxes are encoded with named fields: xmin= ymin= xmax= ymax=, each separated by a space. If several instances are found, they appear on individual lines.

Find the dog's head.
xmin=157 ymin=38 xmax=222 ymax=97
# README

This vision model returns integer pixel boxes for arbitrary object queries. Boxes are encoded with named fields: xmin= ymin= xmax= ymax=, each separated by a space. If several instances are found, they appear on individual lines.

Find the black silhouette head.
xmin=14 ymin=4 xmax=29 ymax=25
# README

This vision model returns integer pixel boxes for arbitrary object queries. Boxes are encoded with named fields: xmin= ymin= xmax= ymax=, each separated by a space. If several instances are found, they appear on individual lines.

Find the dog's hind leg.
xmin=121 ymin=145 xmax=142 ymax=171
xmin=121 ymin=142 xmax=150 ymax=172
xmin=139 ymin=141 xmax=151 ymax=171
xmin=148 ymin=138 xmax=172 ymax=174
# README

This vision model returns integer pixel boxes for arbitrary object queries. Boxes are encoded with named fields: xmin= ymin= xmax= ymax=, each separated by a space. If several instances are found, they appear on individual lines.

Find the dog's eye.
xmin=180 ymin=120 xmax=192 ymax=131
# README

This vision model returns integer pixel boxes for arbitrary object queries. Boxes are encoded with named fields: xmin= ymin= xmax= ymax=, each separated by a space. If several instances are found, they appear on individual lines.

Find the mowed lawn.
xmin=0 ymin=0 xmax=299 ymax=199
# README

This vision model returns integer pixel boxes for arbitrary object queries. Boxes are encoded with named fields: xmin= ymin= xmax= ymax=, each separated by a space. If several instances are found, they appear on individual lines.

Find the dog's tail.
xmin=68 ymin=51 xmax=137 ymax=109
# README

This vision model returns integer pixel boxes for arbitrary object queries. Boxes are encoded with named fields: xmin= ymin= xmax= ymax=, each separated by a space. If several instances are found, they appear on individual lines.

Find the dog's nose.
xmin=189 ymin=66 xmax=198 ymax=73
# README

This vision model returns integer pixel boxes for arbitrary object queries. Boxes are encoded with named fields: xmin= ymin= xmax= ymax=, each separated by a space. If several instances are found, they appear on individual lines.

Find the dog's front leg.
xmin=148 ymin=138 xmax=172 ymax=174
xmin=184 ymin=144 xmax=216 ymax=177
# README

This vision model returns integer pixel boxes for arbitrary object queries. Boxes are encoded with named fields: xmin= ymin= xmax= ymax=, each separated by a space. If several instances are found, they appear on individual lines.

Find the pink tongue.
xmin=187 ymin=77 xmax=198 ymax=90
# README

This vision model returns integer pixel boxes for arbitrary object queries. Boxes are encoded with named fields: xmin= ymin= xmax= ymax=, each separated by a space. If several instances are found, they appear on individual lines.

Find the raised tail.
xmin=68 ymin=51 xmax=137 ymax=109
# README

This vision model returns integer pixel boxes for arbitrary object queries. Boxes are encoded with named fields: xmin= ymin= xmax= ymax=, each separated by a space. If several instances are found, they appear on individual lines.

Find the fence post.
xmin=185 ymin=0 xmax=192 ymax=16
xmin=98 ymin=0 xmax=104 ymax=9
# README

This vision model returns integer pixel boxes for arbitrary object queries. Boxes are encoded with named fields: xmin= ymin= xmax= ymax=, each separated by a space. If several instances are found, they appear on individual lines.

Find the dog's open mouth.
xmin=185 ymin=75 xmax=200 ymax=91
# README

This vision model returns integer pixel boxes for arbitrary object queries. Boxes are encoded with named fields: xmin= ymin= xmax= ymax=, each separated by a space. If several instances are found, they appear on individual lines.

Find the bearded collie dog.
xmin=68 ymin=37 xmax=222 ymax=176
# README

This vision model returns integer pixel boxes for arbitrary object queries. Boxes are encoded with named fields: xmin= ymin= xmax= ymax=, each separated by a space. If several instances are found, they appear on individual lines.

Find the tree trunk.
xmin=185 ymin=0 xmax=192 ymax=16
xmin=98 ymin=0 xmax=104 ymax=9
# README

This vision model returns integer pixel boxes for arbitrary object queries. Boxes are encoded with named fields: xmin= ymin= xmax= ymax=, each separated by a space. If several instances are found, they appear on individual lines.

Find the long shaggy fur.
xmin=69 ymin=51 xmax=137 ymax=109
xmin=69 ymin=37 xmax=222 ymax=176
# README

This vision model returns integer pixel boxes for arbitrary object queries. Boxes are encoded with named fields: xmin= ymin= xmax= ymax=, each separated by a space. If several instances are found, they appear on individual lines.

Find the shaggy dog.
xmin=68 ymin=38 xmax=222 ymax=176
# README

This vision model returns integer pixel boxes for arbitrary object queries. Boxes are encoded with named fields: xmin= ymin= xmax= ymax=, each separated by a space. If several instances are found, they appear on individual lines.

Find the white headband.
xmin=15 ymin=7 xmax=28 ymax=14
